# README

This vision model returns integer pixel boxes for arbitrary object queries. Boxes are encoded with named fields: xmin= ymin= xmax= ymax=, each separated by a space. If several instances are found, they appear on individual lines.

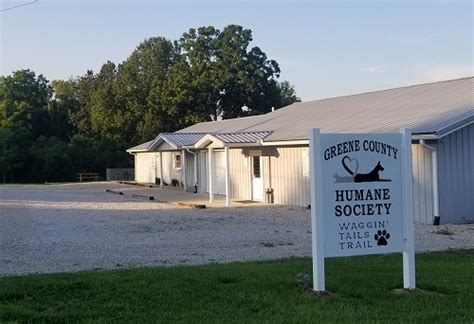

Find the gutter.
xmin=419 ymin=139 xmax=440 ymax=225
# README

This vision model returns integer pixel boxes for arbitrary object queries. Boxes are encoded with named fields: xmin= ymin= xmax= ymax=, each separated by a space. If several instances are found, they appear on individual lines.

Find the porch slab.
xmin=116 ymin=183 xmax=266 ymax=208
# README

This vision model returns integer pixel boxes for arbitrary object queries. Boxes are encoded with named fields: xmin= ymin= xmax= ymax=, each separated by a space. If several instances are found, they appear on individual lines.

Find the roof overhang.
xmin=194 ymin=134 xmax=225 ymax=148
xmin=261 ymin=139 xmax=309 ymax=146
xmin=149 ymin=136 xmax=179 ymax=150
xmin=194 ymin=133 xmax=269 ymax=149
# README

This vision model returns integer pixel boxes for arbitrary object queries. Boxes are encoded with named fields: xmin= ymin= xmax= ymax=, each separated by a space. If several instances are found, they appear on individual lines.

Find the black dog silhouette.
xmin=342 ymin=156 xmax=390 ymax=183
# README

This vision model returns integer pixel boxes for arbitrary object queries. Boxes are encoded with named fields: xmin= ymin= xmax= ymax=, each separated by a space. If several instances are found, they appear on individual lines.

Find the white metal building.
xmin=128 ymin=77 xmax=474 ymax=224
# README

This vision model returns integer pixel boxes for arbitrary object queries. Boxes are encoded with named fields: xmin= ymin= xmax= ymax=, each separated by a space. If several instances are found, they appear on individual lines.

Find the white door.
xmin=214 ymin=151 xmax=226 ymax=195
xmin=149 ymin=154 xmax=156 ymax=183
xmin=251 ymin=156 xmax=264 ymax=201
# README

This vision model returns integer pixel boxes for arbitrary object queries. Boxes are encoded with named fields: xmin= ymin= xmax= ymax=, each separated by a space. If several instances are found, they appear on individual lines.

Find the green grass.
xmin=1 ymin=250 xmax=473 ymax=322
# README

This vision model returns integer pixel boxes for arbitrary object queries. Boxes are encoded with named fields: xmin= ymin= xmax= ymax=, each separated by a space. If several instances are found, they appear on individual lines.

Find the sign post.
xmin=401 ymin=128 xmax=416 ymax=289
xmin=309 ymin=128 xmax=325 ymax=292
xmin=309 ymin=128 xmax=416 ymax=292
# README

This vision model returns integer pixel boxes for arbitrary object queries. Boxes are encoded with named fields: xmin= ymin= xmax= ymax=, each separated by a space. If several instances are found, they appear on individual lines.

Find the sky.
xmin=1 ymin=0 xmax=473 ymax=101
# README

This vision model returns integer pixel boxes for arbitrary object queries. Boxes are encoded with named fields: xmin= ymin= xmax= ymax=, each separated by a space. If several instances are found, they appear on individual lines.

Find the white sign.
xmin=322 ymin=134 xmax=403 ymax=256
xmin=309 ymin=128 xmax=415 ymax=292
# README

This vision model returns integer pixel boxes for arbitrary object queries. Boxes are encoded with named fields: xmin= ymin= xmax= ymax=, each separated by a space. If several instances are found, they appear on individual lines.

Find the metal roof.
xmin=156 ymin=132 xmax=207 ymax=148
xmin=128 ymin=131 xmax=272 ymax=152
xmin=127 ymin=133 xmax=207 ymax=152
xmin=180 ymin=77 xmax=474 ymax=141
xmin=213 ymin=131 xmax=271 ymax=143
xmin=194 ymin=131 xmax=272 ymax=148
xmin=126 ymin=140 xmax=154 ymax=152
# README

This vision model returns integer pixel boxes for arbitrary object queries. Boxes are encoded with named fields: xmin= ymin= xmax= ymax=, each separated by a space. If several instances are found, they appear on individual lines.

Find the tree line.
xmin=0 ymin=25 xmax=299 ymax=183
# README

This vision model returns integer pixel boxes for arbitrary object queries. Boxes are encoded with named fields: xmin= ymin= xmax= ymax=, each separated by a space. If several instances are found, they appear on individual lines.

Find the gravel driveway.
xmin=1 ymin=183 xmax=473 ymax=276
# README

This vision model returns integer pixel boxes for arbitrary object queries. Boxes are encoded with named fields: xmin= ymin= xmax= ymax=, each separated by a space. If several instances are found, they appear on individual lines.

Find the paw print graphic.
xmin=374 ymin=229 xmax=390 ymax=246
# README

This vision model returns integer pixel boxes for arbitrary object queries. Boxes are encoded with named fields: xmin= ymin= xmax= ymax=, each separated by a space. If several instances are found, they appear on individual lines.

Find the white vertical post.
xmin=248 ymin=156 xmax=253 ymax=200
xmin=159 ymin=152 xmax=164 ymax=189
xmin=401 ymin=128 xmax=416 ymax=289
xmin=193 ymin=151 xmax=198 ymax=191
xmin=225 ymin=147 xmax=230 ymax=206
xmin=208 ymin=147 xmax=214 ymax=203
xmin=309 ymin=128 xmax=325 ymax=292
xmin=134 ymin=154 xmax=138 ymax=181
xmin=268 ymin=156 xmax=272 ymax=204
xmin=154 ymin=153 xmax=158 ymax=183
xmin=182 ymin=149 xmax=187 ymax=191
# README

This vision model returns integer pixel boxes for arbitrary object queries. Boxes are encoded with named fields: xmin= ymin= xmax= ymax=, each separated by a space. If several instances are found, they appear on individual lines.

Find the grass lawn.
xmin=1 ymin=250 xmax=473 ymax=323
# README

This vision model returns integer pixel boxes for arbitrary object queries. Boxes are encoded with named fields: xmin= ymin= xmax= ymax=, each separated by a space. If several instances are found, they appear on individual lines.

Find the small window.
xmin=302 ymin=149 xmax=309 ymax=177
xmin=174 ymin=154 xmax=182 ymax=169
xmin=252 ymin=156 xmax=261 ymax=178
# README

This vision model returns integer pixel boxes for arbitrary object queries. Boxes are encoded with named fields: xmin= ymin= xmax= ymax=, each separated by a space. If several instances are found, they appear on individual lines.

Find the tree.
xmin=0 ymin=123 xmax=30 ymax=183
xmin=28 ymin=136 xmax=72 ymax=182
xmin=176 ymin=25 xmax=295 ymax=120
xmin=0 ymin=25 xmax=300 ymax=183
xmin=114 ymin=37 xmax=179 ymax=143
xmin=0 ymin=70 xmax=53 ymax=138
xmin=89 ymin=61 xmax=121 ymax=138
xmin=276 ymin=80 xmax=301 ymax=108
xmin=0 ymin=70 xmax=53 ymax=182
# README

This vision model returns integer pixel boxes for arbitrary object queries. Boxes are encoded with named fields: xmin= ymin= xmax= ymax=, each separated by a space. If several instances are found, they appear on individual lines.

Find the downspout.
xmin=420 ymin=139 xmax=440 ymax=225
xmin=186 ymin=148 xmax=198 ymax=193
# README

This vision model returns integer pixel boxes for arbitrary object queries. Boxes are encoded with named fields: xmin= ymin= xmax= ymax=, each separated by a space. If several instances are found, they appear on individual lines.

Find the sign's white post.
xmin=401 ymin=128 xmax=416 ymax=289
xmin=309 ymin=128 xmax=325 ymax=292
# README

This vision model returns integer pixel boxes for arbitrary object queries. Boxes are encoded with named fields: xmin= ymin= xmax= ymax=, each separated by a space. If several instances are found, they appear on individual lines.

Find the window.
xmin=174 ymin=154 xmax=182 ymax=169
xmin=302 ymin=149 xmax=309 ymax=177
xmin=252 ymin=156 xmax=261 ymax=178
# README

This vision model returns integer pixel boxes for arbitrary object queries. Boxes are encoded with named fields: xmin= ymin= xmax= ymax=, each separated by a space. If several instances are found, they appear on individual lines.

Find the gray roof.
xmin=212 ymin=131 xmax=271 ymax=143
xmin=157 ymin=132 xmax=207 ymax=148
xmin=180 ymin=77 xmax=474 ymax=141
xmin=126 ymin=140 xmax=154 ymax=152
xmin=127 ymin=133 xmax=207 ymax=152
xmin=128 ymin=131 xmax=272 ymax=152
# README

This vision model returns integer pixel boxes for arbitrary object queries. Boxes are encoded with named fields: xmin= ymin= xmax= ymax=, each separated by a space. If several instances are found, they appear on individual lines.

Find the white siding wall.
xmin=134 ymin=152 xmax=156 ymax=183
xmin=197 ymin=148 xmax=251 ymax=198
xmin=134 ymin=151 xmax=194 ymax=188
xmin=437 ymin=123 xmax=474 ymax=224
xmin=411 ymin=144 xmax=435 ymax=224
xmin=229 ymin=148 xmax=251 ymax=199
xmin=159 ymin=151 xmax=182 ymax=186
xmin=262 ymin=146 xmax=310 ymax=206
xmin=198 ymin=151 xmax=208 ymax=193
xmin=185 ymin=152 xmax=196 ymax=188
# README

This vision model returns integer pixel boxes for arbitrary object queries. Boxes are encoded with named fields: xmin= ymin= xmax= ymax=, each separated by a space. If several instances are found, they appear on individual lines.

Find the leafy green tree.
xmin=62 ymin=71 xmax=97 ymax=137
xmin=0 ymin=25 xmax=299 ymax=183
xmin=28 ymin=136 xmax=72 ymax=182
xmin=114 ymin=37 xmax=178 ymax=143
xmin=89 ymin=61 xmax=121 ymax=138
xmin=0 ymin=123 xmax=31 ymax=183
xmin=276 ymin=80 xmax=301 ymax=108
xmin=0 ymin=70 xmax=53 ymax=138
xmin=51 ymin=79 xmax=82 ymax=139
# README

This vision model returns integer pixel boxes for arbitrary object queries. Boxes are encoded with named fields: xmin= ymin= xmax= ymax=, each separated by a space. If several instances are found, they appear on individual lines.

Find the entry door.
xmin=251 ymin=156 xmax=264 ymax=201
xmin=214 ymin=151 xmax=226 ymax=195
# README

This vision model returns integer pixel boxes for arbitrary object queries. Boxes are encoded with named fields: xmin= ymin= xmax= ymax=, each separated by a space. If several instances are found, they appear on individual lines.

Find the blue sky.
xmin=1 ymin=0 xmax=473 ymax=101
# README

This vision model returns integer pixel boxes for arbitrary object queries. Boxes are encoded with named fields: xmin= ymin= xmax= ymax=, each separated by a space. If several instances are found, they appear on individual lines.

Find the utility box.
xmin=265 ymin=188 xmax=274 ymax=204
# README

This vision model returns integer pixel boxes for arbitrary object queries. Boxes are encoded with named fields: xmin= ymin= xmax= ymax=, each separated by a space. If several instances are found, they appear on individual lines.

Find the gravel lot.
xmin=1 ymin=183 xmax=473 ymax=276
